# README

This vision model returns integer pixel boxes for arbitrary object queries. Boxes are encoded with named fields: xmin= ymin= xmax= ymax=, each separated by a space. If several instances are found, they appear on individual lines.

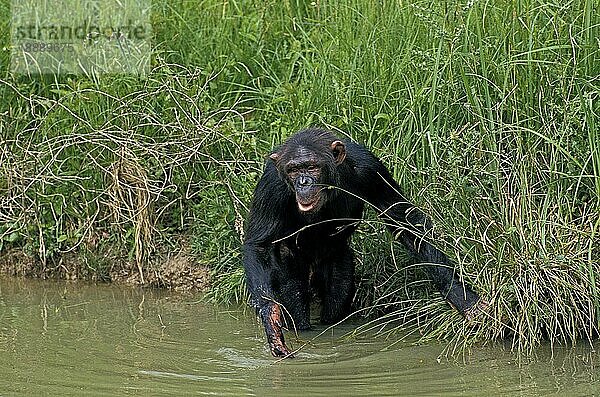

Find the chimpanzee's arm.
xmin=243 ymin=162 xmax=294 ymax=357
xmin=242 ymin=242 xmax=293 ymax=357
xmin=348 ymin=144 xmax=480 ymax=314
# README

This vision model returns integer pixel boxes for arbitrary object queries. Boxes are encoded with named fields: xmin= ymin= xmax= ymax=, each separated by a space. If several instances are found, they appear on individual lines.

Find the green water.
xmin=0 ymin=277 xmax=598 ymax=396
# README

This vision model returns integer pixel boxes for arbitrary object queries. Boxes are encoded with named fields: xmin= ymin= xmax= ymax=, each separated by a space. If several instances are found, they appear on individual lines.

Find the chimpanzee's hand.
xmin=464 ymin=298 xmax=489 ymax=323
xmin=267 ymin=333 xmax=294 ymax=358
xmin=260 ymin=303 xmax=295 ymax=358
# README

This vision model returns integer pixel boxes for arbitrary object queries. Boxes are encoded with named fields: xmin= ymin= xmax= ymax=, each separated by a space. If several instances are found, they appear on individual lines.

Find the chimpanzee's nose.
xmin=298 ymin=175 xmax=311 ymax=187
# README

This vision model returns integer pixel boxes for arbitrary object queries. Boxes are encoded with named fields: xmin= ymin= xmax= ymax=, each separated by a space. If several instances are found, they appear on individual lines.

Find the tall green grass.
xmin=1 ymin=0 xmax=598 ymax=352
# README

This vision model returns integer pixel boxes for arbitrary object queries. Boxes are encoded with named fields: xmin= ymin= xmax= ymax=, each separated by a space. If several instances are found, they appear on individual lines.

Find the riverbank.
xmin=0 ymin=238 xmax=208 ymax=291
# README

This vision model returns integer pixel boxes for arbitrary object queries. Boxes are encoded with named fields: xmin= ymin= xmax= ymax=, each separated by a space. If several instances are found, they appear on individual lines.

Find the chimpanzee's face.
xmin=271 ymin=140 xmax=346 ymax=215
xmin=284 ymin=147 xmax=325 ymax=213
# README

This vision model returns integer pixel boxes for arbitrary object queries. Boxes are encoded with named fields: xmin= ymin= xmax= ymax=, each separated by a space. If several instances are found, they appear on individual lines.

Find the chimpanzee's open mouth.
xmin=297 ymin=197 xmax=319 ymax=212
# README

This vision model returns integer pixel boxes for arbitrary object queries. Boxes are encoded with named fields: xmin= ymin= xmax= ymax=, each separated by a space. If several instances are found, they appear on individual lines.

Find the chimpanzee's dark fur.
xmin=243 ymin=128 xmax=480 ymax=357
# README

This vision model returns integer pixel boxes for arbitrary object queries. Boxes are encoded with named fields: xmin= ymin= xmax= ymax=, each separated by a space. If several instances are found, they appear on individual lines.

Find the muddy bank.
xmin=0 ymin=241 xmax=209 ymax=292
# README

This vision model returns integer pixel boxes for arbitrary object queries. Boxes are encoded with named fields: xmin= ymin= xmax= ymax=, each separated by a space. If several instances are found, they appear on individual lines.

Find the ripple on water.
xmin=138 ymin=369 xmax=235 ymax=382
xmin=216 ymin=347 xmax=274 ymax=369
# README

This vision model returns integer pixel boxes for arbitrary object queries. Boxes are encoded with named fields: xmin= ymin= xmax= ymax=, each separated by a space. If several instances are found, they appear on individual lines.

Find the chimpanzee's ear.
xmin=269 ymin=152 xmax=280 ymax=162
xmin=330 ymin=140 xmax=346 ymax=164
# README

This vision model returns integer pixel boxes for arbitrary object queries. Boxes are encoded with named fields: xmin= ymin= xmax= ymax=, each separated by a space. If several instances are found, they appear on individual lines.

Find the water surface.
xmin=0 ymin=277 xmax=598 ymax=396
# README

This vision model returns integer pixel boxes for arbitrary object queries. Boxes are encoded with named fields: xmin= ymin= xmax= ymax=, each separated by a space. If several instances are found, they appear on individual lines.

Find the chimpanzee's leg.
xmin=313 ymin=244 xmax=355 ymax=325
xmin=272 ymin=243 xmax=311 ymax=331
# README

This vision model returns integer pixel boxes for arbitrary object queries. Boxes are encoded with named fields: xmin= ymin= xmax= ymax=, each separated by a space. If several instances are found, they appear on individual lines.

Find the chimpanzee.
xmin=243 ymin=128 xmax=481 ymax=357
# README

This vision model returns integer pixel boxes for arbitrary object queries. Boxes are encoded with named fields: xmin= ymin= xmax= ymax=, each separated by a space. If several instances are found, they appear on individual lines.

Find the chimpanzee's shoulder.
xmin=343 ymin=140 xmax=385 ymax=171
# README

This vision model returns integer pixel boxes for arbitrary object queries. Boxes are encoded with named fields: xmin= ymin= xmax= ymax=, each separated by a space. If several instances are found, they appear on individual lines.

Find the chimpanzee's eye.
xmin=307 ymin=165 xmax=318 ymax=172
xmin=287 ymin=167 xmax=298 ymax=175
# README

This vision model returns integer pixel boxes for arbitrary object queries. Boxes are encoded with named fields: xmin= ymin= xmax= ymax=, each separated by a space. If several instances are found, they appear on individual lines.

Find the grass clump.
xmin=0 ymin=0 xmax=598 ymax=353
xmin=0 ymin=66 xmax=257 ymax=288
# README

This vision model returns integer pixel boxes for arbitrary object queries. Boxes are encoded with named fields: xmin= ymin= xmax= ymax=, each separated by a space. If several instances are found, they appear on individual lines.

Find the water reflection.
xmin=0 ymin=277 xmax=598 ymax=396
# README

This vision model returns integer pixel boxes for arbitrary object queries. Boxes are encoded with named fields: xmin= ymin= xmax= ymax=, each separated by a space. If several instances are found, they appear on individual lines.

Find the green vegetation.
xmin=0 ymin=0 xmax=598 ymax=353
